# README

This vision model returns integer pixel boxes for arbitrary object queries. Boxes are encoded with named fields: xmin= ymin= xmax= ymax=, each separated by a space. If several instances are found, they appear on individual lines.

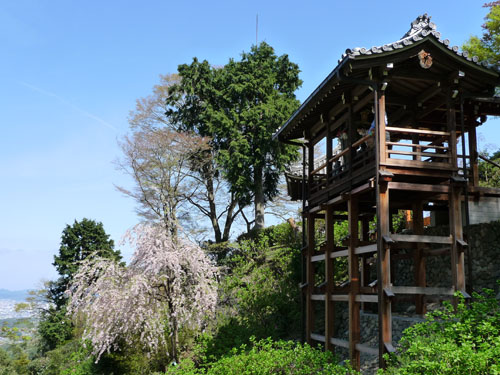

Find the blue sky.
xmin=1 ymin=1 xmax=499 ymax=290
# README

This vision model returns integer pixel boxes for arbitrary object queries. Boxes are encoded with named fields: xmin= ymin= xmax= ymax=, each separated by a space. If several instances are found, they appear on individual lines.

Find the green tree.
xmin=51 ymin=218 xmax=122 ymax=308
xmin=478 ymin=150 xmax=500 ymax=187
xmin=463 ymin=2 xmax=500 ymax=62
xmin=167 ymin=42 xmax=302 ymax=230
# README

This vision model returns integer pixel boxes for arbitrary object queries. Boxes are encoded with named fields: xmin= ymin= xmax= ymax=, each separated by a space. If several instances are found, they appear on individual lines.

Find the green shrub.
xmin=380 ymin=287 xmax=500 ymax=374
xmin=164 ymin=338 xmax=358 ymax=375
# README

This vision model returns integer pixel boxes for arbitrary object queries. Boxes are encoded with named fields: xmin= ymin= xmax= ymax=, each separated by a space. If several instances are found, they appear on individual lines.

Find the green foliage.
xmin=164 ymin=338 xmax=357 ymax=375
xmin=197 ymin=223 xmax=301 ymax=363
xmin=380 ymin=287 xmax=500 ymax=374
xmin=167 ymin=42 xmax=302 ymax=226
xmin=463 ymin=4 xmax=500 ymax=63
xmin=37 ymin=306 xmax=73 ymax=353
xmin=54 ymin=218 xmax=120 ymax=279
xmin=478 ymin=150 xmax=500 ymax=187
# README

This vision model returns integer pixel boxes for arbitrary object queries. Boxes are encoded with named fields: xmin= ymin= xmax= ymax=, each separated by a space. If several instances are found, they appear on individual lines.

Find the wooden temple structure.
xmin=274 ymin=14 xmax=500 ymax=370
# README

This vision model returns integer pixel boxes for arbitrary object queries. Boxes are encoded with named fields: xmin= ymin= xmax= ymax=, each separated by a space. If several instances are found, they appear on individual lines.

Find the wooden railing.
xmin=310 ymin=133 xmax=374 ymax=176
xmin=309 ymin=134 xmax=375 ymax=196
xmin=384 ymin=127 xmax=453 ymax=168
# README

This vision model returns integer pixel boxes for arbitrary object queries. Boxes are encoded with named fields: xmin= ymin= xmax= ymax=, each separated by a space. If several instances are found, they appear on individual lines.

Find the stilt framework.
xmin=275 ymin=14 xmax=500 ymax=371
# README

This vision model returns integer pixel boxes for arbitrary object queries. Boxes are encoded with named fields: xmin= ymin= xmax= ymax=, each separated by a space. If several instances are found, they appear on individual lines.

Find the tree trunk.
xmin=222 ymin=194 xmax=238 ymax=241
xmin=205 ymin=171 xmax=222 ymax=243
xmin=254 ymin=165 xmax=265 ymax=230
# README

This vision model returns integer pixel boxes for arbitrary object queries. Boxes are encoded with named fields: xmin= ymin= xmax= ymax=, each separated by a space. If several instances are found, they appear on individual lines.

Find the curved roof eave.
xmin=274 ymin=13 xmax=500 ymax=142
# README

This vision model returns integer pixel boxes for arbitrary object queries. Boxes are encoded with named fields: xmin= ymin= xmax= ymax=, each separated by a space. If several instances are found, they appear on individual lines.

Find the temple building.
xmin=274 ymin=14 xmax=500 ymax=370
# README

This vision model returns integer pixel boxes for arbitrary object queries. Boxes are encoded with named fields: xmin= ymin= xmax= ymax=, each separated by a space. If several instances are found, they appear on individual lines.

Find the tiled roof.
xmin=338 ymin=14 xmax=499 ymax=71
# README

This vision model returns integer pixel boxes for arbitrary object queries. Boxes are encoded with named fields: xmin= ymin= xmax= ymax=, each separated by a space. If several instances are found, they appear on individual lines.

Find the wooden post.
xmin=306 ymin=213 xmax=315 ymax=344
xmin=413 ymin=201 xmax=426 ymax=315
xmin=378 ymin=93 xmax=387 ymax=164
xmin=348 ymin=197 xmax=360 ymax=369
xmin=325 ymin=205 xmax=335 ymax=352
xmin=376 ymin=89 xmax=392 ymax=368
xmin=468 ymin=126 xmax=479 ymax=186
xmin=327 ymin=121 xmax=333 ymax=184
xmin=449 ymin=184 xmax=466 ymax=294
xmin=447 ymin=91 xmax=458 ymax=169
xmin=361 ymin=217 xmax=370 ymax=311
xmin=308 ymin=142 xmax=314 ymax=197
xmin=447 ymin=93 xmax=466 ymax=297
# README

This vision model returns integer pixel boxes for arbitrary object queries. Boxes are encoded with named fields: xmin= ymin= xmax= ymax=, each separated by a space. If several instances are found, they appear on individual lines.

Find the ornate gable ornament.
xmin=402 ymin=13 xmax=436 ymax=39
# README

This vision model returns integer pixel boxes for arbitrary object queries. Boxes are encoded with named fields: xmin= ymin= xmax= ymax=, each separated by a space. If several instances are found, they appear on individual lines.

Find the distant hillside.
xmin=0 ymin=289 xmax=29 ymax=301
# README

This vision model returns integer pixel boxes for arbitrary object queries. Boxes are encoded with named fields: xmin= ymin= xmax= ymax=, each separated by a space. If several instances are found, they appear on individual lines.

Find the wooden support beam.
xmin=331 ymin=337 xmax=350 ymax=349
xmin=356 ymin=343 xmax=379 ymax=356
xmin=330 ymin=294 xmax=349 ymax=301
xmin=355 ymin=244 xmax=377 ymax=255
xmin=325 ymin=205 xmax=335 ymax=352
xmin=388 ymin=182 xmax=450 ymax=194
xmin=390 ymin=286 xmax=455 ymax=295
xmin=447 ymin=92 xmax=466 ymax=302
xmin=391 ymin=234 xmax=453 ymax=244
xmin=468 ymin=125 xmax=479 ymax=186
xmin=449 ymin=184 xmax=466 ymax=299
xmin=311 ymin=254 xmax=326 ymax=262
xmin=413 ymin=201 xmax=426 ymax=315
xmin=376 ymin=89 xmax=392 ymax=368
xmin=306 ymin=214 xmax=315 ymax=344
xmin=355 ymin=294 xmax=378 ymax=303
xmin=360 ymin=217 xmax=371 ymax=311
xmin=311 ymin=333 xmax=326 ymax=343
xmin=311 ymin=294 xmax=325 ymax=301
xmin=348 ymin=196 xmax=360 ymax=369
xmin=331 ymin=249 xmax=349 ymax=258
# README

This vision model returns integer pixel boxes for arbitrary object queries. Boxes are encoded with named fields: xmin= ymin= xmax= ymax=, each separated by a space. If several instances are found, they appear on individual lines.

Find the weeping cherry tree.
xmin=67 ymin=223 xmax=218 ymax=363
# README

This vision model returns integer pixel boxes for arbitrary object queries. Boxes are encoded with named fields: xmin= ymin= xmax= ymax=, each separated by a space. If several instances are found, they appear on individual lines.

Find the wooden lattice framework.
xmin=274 ymin=14 xmax=500 ymax=371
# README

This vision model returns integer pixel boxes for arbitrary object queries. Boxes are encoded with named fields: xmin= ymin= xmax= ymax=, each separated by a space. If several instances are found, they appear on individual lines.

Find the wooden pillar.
xmin=325 ymin=205 xmax=335 ymax=352
xmin=307 ymin=142 xmax=314 ymax=197
xmin=376 ymin=89 xmax=392 ymax=367
xmin=449 ymin=184 xmax=466 ymax=294
xmin=378 ymin=93 xmax=387 ymax=164
xmin=360 ymin=217 xmax=370 ymax=312
xmin=447 ymin=94 xmax=466 ymax=296
xmin=468 ymin=126 xmax=479 ymax=186
xmin=412 ymin=201 xmax=426 ymax=315
xmin=327 ymin=121 xmax=333 ymax=184
xmin=348 ymin=197 xmax=360 ymax=369
xmin=447 ymin=92 xmax=458 ymax=168
xmin=306 ymin=213 xmax=315 ymax=344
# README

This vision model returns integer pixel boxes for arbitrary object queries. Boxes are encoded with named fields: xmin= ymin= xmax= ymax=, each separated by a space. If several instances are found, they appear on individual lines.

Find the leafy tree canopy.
xmin=463 ymin=2 xmax=500 ymax=62
xmin=166 ymin=42 xmax=302 ymax=229
xmin=51 ymin=218 xmax=121 ymax=308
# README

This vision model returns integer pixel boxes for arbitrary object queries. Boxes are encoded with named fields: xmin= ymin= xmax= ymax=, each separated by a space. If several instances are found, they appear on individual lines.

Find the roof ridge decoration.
xmin=341 ymin=14 xmax=499 ymax=71
xmin=401 ymin=13 xmax=435 ymax=39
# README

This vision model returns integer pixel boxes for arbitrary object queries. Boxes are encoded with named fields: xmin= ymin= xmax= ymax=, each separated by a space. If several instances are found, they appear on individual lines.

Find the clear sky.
xmin=1 ymin=0 xmax=499 ymax=290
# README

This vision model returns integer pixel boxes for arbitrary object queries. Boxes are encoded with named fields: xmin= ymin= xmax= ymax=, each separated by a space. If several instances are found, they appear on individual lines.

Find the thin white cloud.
xmin=19 ymin=81 xmax=118 ymax=132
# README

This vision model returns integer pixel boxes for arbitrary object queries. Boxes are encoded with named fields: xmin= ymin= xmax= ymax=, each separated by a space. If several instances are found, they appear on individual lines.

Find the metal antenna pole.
xmin=256 ymin=14 xmax=258 ymax=45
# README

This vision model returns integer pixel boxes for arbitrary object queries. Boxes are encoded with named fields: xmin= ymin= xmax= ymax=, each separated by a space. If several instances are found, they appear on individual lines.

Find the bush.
xmin=164 ymin=338 xmax=358 ymax=375
xmin=380 ymin=286 xmax=500 ymax=374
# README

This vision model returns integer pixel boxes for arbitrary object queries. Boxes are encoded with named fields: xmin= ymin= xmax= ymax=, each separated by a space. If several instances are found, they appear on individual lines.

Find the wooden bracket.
xmin=459 ymin=290 xmax=471 ymax=299
xmin=383 ymin=235 xmax=395 ymax=244
xmin=384 ymin=342 xmax=396 ymax=353
xmin=456 ymin=238 xmax=468 ymax=248
xmin=368 ymin=279 xmax=378 ymax=288
xmin=450 ymin=176 xmax=466 ymax=184
xmin=383 ymin=288 xmax=395 ymax=298
xmin=379 ymin=170 xmax=394 ymax=183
